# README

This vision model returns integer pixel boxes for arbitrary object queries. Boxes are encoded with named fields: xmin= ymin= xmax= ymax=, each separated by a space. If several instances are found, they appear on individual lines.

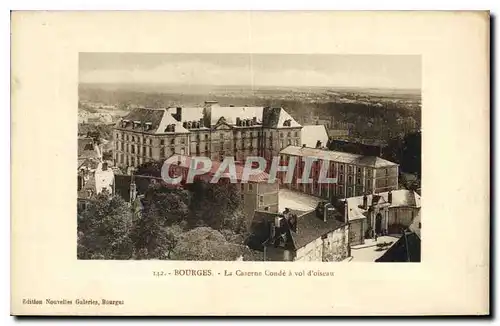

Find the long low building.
xmin=278 ymin=145 xmax=399 ymax=199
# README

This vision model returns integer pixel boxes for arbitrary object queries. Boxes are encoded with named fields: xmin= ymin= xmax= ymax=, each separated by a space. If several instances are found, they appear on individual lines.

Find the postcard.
xmin=11 ymin=11 xmax=490 ymax=315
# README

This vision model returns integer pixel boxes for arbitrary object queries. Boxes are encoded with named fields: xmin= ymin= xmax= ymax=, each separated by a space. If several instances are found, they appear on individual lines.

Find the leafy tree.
xmin=187 ymin=180 xmax=244 ymax=231
xmin=170 ymin=227 xmax=260 ymax=261
xmin=141 ymin=184 xmax=191 ymax=225
xmin=77 ymin=191 xmax=134 ymax=260
xmin=131 ymin=206 xmax=184 ymax=260
xmin=135 ymin=160 xmax=164 ymax=177
xmin=401 ymin=131 xmax=421 ymax=179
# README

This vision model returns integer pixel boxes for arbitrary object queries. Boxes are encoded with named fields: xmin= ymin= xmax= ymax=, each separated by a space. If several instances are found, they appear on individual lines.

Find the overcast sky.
xmin=79 ymin=53 xmax=421 ymax=89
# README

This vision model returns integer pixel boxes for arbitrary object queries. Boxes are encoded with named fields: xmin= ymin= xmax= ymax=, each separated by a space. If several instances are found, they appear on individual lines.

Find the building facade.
xmin=279 ymin=146 xmax=399 ymax=199
xmin=341 ymin=189 xmax=421 ymax=244
xmin=113 ymin=102 xmax=302 ymax=170
xmin=167 ymin=155 xmax=280 ymax=227
xmin=248 ymin=209 xmax=350 ymax=262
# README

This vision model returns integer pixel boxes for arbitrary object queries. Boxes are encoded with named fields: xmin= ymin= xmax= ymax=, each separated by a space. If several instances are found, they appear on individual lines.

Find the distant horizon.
xmin=80 ymin=53 xmax=422 ymax=90
xmin=79 ymin=81 xmax=421 ymax=93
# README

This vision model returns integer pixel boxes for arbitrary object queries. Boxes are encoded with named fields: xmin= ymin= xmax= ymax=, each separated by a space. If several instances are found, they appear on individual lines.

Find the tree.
xmin=77 ymin=191 xmax=134 ymax=260
xmin=141 ymin=184 xmax=191 ymax=225
xmin=401 ymin=131 xmax=421 ymax=179
xmin=131 ymin=198 xmax=185 ymax=259
xmin=135 ymin=160 xmax=164 ymax=177
xmin=187 ymin=180 xmax=244 ymax=231
xmin=170 ymin=227 xmax=260 ymax=261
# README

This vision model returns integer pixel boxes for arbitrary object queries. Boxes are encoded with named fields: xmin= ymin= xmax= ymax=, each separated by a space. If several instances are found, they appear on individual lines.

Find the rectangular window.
xmin=149 ymin=148 xmax=152 ymax=157
xmin=259 ymin=195 xmax=264 ymax=206
xmin=248 ymin=183 xmax=253 ymax=191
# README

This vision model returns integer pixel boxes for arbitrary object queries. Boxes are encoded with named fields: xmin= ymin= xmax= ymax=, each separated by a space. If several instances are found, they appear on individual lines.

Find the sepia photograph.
xmin=77 ymin=53 xmax=422 ymax=262
xmin=11 ymin=10 xmax=489 ymax=316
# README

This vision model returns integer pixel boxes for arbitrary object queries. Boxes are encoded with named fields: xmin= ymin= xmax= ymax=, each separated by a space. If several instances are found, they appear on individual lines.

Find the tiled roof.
xmin=211 ymin=105 xmax=264 ymax=126
xmin=343 ymin=190 xmax=422 ymax=221
xmin=132 ymin=105 xmax=301 ymax=131
xmin=280 ymin=146 xmax=398 ymax=168
xmin=179 ymin=104 xmax=301 ymax=128
xmin=301 ymin=125 xmax=329 ymax=148
xmin=290 ymin=210 xmax=345 ymax=249
xmin=375 ymin=231 xmax=421 ymax=262
xmin=262 ymin=107 xmax=301 ymax=129
xmin=116 ymin=108 xmax=189 ymax=134
xmin=77 ymin=173 xmax=96 ymax=199
xmin=78 ymin=138 xmax=100 ymax=159
xmin=114 ymin=174 xmax=167 ymax=202
xmin=167 ymin=106 xmax=204 ymax=123
xmin=170 ymin=154 xmax=271 ymax=183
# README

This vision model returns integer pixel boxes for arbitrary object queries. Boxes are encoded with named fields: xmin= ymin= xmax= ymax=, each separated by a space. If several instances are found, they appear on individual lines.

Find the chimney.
xmin=388 ymin=191 xmax=393 ymax=204
xmin=175 ymin=107 xmax=182 ymax=121
xmin=363 ymin=193 xmax=368 ymax=209
xmin=129 ymin=174 xmax=137 ymax=204
xmin=344 ymin=200 xmax=349 ymax=223
xmin=275 ymin=216 xmax=281 ymax=228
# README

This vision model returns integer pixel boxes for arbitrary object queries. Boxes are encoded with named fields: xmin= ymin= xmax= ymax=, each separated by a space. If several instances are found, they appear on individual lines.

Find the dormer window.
xmin=144 ymin=122 xmax=152 ymax=131
xmin=165 ymin=124 xmax=176 ymax=133
xmin=133 ymin=120 xmax=141 ymax=129
xmin=121 ymin=120 xmax=130 ymax=128
xmin=283 ymin=119 xmax=292 ymax=127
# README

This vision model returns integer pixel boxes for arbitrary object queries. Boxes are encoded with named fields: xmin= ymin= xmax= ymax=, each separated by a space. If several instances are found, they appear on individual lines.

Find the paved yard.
xmin=350 ymin=236 xmax=400 ymax=262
